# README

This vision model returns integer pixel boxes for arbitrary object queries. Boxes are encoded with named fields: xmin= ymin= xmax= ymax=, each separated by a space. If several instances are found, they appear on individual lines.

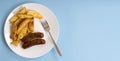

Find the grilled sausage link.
xmin=21 ymin=32 xmax=44 ymax=43
xmin=22 ymin=39 xmax=45 ymax=49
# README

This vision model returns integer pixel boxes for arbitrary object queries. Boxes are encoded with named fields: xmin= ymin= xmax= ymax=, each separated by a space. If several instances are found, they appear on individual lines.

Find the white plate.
xmin=4 ymin=3 xmax=59 ymax=58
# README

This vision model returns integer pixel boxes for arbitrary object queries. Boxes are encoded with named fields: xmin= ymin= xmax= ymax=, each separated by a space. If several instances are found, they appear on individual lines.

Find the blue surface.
xmin=0 ymin=0 xmax=120 ymax=61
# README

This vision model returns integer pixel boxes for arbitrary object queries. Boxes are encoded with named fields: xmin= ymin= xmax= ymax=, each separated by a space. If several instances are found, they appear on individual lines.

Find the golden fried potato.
xmin=10 ymin=7 xmax=26 ymax=23
xmin=11 ymin=40 xmax=19 ymax=46
xmin=14 ymin=18 xmax=23 ymax=25
xmin=17 ymin=19 xmax=32 ymax=34
xmin=17 ymin=13 xmax=33 ymax=19
xmin=11 ymin=23 xmax=28 ymax=46
xmin=18 ymin=25 xmax=28 ymax=40
xmin=28 ymin=19 xmax=34 ymax=32
xmin=10 ymin=18 xmax=23 ymax=40
xmin=18 ymin=7 xmax=26 ymax=14
xmin=10 ymin=7 xmax=44 ymax=46
xmin=10 ymin=24 xmax=17 ymax=41
xmin=27 ymin=10 xmax=42 ymax=19
xmin=9 ymin=15 xmax=18 ymax=23
xmin=27 ymin=27 xmax=31 ymax=33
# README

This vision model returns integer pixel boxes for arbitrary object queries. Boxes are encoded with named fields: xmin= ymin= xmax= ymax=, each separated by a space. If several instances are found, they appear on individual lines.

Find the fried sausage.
xmin=21 ymin=32 xmax=44 ymax=43
xmin=22 ymin=39 xmax=45 ymax=49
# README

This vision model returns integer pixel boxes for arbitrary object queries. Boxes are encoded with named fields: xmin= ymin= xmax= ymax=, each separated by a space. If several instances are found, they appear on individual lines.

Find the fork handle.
xmin=48 ymin=32 xmax=62 ymax=56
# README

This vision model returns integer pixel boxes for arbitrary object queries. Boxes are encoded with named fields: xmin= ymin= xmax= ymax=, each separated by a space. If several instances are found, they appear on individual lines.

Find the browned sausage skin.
xmin=21 ymin=32 xmax=46 ymax=49
xmin=22 ymin=39 xmax=45 ymax=49
xmin=21 ymin=32 xmax=44 ymax=43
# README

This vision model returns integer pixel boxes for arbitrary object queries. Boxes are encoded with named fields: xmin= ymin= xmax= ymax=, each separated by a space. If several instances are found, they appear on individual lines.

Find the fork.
xmin=40 ymin=19 xmax=62 ymax=56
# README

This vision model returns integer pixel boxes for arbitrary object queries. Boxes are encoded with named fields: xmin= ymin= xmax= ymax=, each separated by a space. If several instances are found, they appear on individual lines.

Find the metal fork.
xmin=40 ymin=19 xmax=62 ymax=56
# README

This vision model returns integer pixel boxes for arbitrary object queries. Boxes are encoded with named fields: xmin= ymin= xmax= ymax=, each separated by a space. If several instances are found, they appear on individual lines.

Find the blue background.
xmin=0 ymin=0 xmax=120 ymax=61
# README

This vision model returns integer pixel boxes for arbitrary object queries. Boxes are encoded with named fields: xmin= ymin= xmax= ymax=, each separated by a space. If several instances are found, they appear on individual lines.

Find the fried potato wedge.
xmin=11 ymin=40 xmax=19 ymax=46
xmin=17 ymin=18 xmax=32 ymax=34
xmin=18 ymin=7 xmax=26 ymax=14
xmin=28 ymin=19 xmax=34 ymax=32
xmin=10 ymin=18 xmax=23 ymax=39
xmin=17 ymin=13 xmax=33 ymax=19
xmin=27 ymin=10 xmax=42 ymax=19
xmin=9 ymin=7 xmax=43 ymax=46
xmin=14 ymin=18 xmax=23 ymax=25
xmin=9 ymin=7 xmax=26 ymax=23
xmin=10 ymin=24 xmax=18 ymax=46
xmin=9 ymin=15 xmax=18 ymax=23
xmin=10 ymin=24 xmax=17 ymax=41
xmin=27 ymin=26 xmax=31 ymax=33
xmin=18 ymin=25 xmax=28 ymax=40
